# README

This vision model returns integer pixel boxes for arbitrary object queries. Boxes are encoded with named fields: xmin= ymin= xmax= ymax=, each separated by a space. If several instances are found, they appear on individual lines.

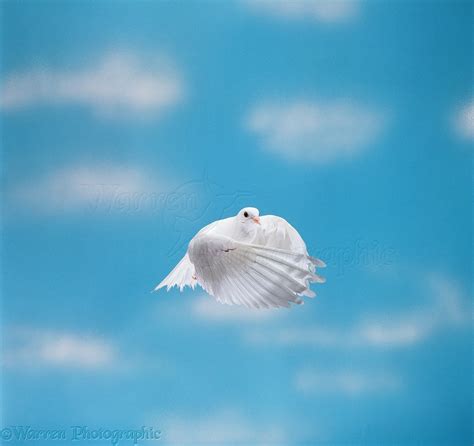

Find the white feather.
xmin=155 ymin=208 xmax=325 ymax=309
xmin=154 ymin=253 xmax=196 ymax=292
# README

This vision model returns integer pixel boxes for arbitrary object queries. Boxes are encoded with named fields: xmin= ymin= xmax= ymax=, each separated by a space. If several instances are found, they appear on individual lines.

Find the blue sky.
xmin=1 ymin=1 xmax=472 ymax=445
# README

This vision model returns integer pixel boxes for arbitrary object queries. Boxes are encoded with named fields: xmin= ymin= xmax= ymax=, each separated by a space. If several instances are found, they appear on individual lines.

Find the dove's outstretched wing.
xmin=155 ymin=253 xmax=197 ymax=292
xmin=259 ymin=215 xmax=313 ymax=255
xmin=188 ymin=233 xmax=325 ymax=309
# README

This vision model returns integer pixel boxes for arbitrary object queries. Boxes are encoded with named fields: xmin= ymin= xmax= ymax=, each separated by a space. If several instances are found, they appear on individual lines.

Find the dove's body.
xmin=156 ymin=208 xmax=325 ymax=309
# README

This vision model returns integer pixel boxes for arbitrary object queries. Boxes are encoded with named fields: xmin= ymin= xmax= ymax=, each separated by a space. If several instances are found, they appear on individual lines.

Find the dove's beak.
xmin=252 ymin=216 xmax=261 ymax=225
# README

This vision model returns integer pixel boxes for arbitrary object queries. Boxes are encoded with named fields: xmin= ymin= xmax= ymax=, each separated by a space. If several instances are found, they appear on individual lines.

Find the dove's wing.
xmin=155 ymin=253 xmax=197 ymax=292
xmin=259 ymin=215 xmax=326 ymax=280
xmin=154 ymin=221 xmax=223 ymax=292
xmin=188 ymin=233 xmax=323 ymax=309
xmin=260 ymin=215 xmax=310 ymax=255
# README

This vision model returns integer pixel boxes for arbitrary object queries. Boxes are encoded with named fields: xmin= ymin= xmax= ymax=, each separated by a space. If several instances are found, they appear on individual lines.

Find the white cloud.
xmin=245 ymin=273 xmax=469 ymax=350
xmin=246 ymin=100 xmax=385 ymax=163
xmin=245 ymin=0 xmax=359 ymax=23
xmin=358 ymin=274 xmax=470 ymax=347
xmin=3 ymin=328 xmax=116 ymax=370
xmin=427 ymin=274 xmax=469 ymax=326
xmin=159 ymin=409 xmax=287 ymax=445
xmin=192 ymin=295 xmax=285 ymax=323
xmin=454 ymin=101 xmax=474 ymax=140
xmin=245 ymin=325 xmax=345 ymax=347
xmin=295 ymin=369 xmax=400 ymax=396
xmin=356 ymin=318 xmax=428 ymax=347
xmin=0 ymin=51 xmax=184 ymax=119
xmin=9 ymin=164 xmax=171 ymax=214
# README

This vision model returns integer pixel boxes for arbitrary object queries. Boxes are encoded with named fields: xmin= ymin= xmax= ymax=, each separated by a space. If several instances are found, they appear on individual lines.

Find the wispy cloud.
xmin=0 ymin=51 xmax=184 ymax=119
xmin=3 ymin=328 xmax=117 ymax=371
xmin=453 ymin=100 xmax=474 ymax=140
xmin=192 ymin=295 xmax=285 ymax=323
xmin=8 ymin=164 xmax=171 ymax=215
xmin=159 ymin=409 xmax=287 ymax=445
xmin=359 ymin=274 xmax=470 ymax=347
xmin=245 ymin=273 xmax=469 ymax=349
xmin=245 ymin=0 xmax=359 ymax=24
xmin=295 ymin=369 xmax=400 ymax=396
xmin=245 ymin=100 xmax=386 ymax=163
xmin=245 ymin=325 xmax=343 ymax=348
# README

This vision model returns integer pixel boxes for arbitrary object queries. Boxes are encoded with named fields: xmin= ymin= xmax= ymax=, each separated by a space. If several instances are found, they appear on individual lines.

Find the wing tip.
xmin=153 ymin=283 xmax=165 ymax=292
xmin=154 ymin=280 xmax=175 ymax=292
xmin=312 ymin=273 xmax=326 ymax=284
xmin=301 ymin=288 xmax=316 ymax=298
xmin=310 ymin=257 xmax=326 ymax=268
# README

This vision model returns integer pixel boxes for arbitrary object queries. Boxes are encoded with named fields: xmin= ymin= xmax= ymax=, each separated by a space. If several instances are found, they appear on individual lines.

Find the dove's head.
xmin=237 ymin=207 xmax=261 ymax=234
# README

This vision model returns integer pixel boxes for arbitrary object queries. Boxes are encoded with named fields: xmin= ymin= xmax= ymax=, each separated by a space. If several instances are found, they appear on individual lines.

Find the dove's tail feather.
xmin=154 ymin=253 xmax=197 ymax=292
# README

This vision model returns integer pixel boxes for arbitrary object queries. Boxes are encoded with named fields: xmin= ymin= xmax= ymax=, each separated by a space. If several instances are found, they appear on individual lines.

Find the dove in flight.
xmin=155 ymin=207 xmax=326 ymax=309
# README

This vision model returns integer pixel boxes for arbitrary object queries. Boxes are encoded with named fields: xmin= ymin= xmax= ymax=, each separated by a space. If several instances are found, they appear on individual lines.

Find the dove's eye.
xmin=244 ymin=211 xmax=249 ymax=218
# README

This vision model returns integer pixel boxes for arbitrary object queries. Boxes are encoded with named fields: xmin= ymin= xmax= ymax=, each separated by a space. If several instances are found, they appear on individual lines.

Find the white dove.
xmin=155 ymin=207 xmax=326 ymax=309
